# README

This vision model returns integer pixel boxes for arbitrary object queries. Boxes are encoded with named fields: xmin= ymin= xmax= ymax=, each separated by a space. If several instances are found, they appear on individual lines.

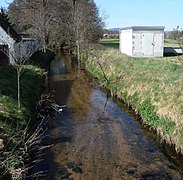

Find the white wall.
xmin=0 ymin=26 xmax=16 ymax=63
xmin=120 ymin=29 xmax=132 ymax=56
xmin=0 ymin=27 xmax=40 ymax=64
xmin=133 ymin=30 xmax=164 ymax=57
xmin=14 ymin=39 xmax=40 ymax=61
xmin=153 ymin=32 xmax=164 ymax=57
xmin=131 ymin=32 xmax=143 ymax=57
xmin=120 ymin=28 xmax=164 ymax=57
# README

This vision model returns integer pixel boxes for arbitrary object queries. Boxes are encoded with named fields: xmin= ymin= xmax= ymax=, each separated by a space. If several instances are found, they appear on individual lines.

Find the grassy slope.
xmin=0 ymin=50 xmax=54 ymax=178
xmin=86 ymin=48 xmax=183 ymax=153
xmin=0 ymin=65 xmax=44 ymax=178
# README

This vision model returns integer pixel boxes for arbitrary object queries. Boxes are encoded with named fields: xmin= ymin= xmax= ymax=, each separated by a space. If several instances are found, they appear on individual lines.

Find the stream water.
xmin=46 ymin=53 xmax=183 ymax=180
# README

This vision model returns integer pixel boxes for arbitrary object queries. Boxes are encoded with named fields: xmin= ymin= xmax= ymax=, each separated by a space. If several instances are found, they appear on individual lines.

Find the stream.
xmin=46 ymin=53 xmax=183 ymax=180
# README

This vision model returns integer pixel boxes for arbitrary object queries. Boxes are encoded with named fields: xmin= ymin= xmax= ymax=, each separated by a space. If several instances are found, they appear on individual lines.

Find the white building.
xmin=0 ymin=13 xmax=40 ymax=65
xmin=0 ymin=14 xmax=22 ymax=65
xmin=119 ymin=26 xmax=165 ymax=57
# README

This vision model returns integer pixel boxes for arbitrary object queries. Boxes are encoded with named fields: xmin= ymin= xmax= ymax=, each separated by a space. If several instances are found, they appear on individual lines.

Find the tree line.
xmin=8 ymin=0 xmax=104 ymax=58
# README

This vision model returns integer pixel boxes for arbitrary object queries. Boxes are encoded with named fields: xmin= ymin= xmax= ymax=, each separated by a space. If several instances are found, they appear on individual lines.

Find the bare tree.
xmin=8 ymin=0 xmax=104 ymax=54
xmin=14 ymin=41 xmax=39 ymax=109
xmin=173 ymin=26 xmax=183 ymax=66
xmin=8 ymin=0 xmax=59 ymax=52
xmin=0 ymin=39 xmax=39 ymax=109
xmin=72 ymin=0 xmax=104 ymax=60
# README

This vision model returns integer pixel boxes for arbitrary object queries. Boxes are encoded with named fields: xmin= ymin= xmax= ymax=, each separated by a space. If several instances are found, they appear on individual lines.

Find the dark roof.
xmin=121 ymin=26 xmax=165 ymax=31
xmin=0 ymin=13 xmax=22 ymax=42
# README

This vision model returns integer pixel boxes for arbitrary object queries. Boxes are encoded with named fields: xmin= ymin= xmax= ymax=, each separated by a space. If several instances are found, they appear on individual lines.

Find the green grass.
xmin=164 ymin=39 xmax=179 ymax=47
xmin=0 ymin=50 xmax=54 ymax=179
xmin=100 ymin=38 xmax=181 ymax=48
xmin=0 ymin=64 xmax=45 ymax=178
xmin=86 ymin=48 xmax=183 ymax=154
xmin=0 ymin=65 xmax=44 ymax=112
xmin=100 ymin=39 xmax=119 ymax=49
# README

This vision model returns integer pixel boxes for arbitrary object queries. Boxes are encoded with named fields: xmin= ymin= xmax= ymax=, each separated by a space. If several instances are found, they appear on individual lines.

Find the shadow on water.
xmin=44 ymin=53 xmax=183 ymax=180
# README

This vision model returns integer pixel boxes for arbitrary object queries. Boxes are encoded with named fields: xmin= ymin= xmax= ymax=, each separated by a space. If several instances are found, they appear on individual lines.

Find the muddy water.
xmin=47 ymin=54 xmax=183 ymax=180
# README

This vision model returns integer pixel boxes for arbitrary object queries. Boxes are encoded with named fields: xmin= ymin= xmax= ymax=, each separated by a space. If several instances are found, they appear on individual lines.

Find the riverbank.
xmin=0 ymin=50 xmax=54 ymax=179
xmin=86 ymin=48 xmax=183 ymax=154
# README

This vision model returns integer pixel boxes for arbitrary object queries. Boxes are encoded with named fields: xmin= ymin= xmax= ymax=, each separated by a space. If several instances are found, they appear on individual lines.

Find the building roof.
xmin=0 ymin=13 xmax=21 ymax=42
xmin=121 ymin=26 xmax=165 ymax=31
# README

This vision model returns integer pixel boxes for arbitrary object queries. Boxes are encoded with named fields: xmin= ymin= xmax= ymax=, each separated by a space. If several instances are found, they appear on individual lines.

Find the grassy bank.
xmin=86 ymin=48 xmax=183 ymax=154
xmin=0 ymin=50 xmax=54 ymax=179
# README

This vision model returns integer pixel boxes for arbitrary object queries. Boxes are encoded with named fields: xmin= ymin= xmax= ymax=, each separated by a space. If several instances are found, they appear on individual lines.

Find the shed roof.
xmin=121 ymin=26 xmax=165 ymax=31
xmin=0 ymin=13 xmax=21 ymax=42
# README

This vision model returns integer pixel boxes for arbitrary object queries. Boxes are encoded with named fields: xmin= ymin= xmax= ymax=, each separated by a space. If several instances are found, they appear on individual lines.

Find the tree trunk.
xmin=17 ymin=68 xmax=21 ymax=110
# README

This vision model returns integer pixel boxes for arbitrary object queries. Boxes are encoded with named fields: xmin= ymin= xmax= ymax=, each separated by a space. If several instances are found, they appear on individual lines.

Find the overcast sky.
xmin=1 ymin=0 xmax=182 ymax=31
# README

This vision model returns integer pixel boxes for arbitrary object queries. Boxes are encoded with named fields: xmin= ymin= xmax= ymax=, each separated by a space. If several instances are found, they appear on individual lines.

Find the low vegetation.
xmin=86 ymin=48 xmax=183 ymax=154
xmin=99 ymin=38 xmax=181 ymax=49
xmin=0 ymin=50 xmax=54 ymax=179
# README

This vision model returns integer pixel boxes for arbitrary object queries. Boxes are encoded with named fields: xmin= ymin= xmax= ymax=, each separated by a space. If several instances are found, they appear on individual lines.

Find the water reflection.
xmin=50 ymin=56 xmax=67 ymax=75
xmin=49 ymin=53 xmax=93 ymax=120
xmin=47 ymin=53 xmax=183 ymax=180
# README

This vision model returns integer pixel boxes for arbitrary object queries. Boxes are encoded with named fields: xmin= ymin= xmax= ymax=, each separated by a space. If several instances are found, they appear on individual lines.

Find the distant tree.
xmin=176 ymin=28 xmax=183 ymax=66
xmin=71 ymin=0 xmax=104 ymax=59
xmin=168 ymin=26 xmax=180 ymax=40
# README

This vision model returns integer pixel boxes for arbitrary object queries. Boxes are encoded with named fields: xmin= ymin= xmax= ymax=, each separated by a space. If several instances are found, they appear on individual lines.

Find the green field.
xmin=100 ymin=38 xmax=180 ymax=48
xmin=164 ymin=39 xmax=179 ymax=47
xmin=100 ymin=39 xmax=120 ymax=49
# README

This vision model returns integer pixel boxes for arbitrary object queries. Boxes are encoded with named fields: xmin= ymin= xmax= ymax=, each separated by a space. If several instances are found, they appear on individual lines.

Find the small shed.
xmin=0 ymin=11 xmax=40 ymax=65
xmin=0 ymin=12 xmax=22 ymax=65
xmin=119 ymin=26 xmax=165 ymax=57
